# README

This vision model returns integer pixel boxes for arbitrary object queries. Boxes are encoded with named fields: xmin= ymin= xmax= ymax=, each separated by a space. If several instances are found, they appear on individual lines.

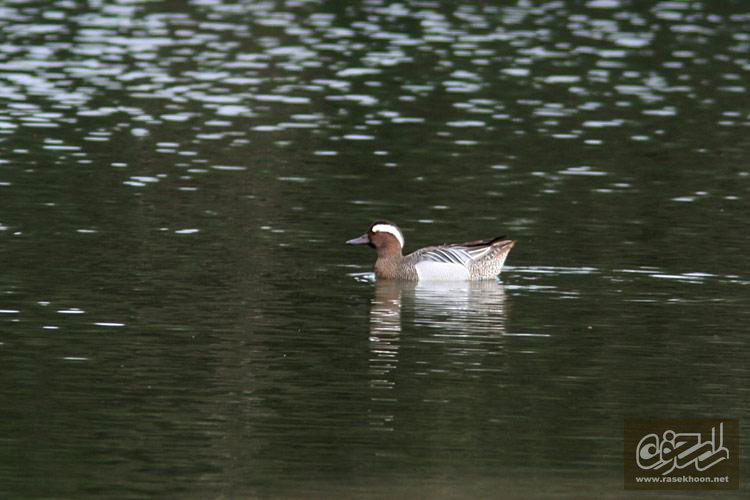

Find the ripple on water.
xmin=0 ymin=0 xmax=747 ymax=165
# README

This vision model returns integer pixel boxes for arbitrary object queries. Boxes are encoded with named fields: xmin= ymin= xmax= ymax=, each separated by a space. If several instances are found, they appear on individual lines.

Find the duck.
xmin=346 ymin=220 xmax=515 ymax=281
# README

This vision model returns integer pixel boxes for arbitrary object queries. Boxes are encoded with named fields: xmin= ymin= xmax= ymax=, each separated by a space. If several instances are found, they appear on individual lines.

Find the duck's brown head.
xmin=346 ymin=220 xmax=404 ymax=257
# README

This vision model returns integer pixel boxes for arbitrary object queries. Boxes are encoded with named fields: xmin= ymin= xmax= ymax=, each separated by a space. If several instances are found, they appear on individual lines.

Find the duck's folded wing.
xmin=419 ymin=244 xmax=502 ymax=266
xmin=452 ymin=236 xmax=508 ymax=260
xmin=419 ymin=246 xmax=473 ymax=265
xmin=416 ymin=236 xmax=508 ymax=265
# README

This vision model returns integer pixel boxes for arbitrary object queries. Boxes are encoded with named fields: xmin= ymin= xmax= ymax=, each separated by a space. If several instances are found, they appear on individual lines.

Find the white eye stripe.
xmin=371 ymin=223 xmax=404 ymax=248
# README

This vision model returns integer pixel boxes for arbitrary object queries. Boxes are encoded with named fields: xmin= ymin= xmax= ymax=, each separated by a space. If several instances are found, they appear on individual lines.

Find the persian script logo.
xmin=636 ymin=422 xmax=729 ymax=475
xmin=624 ymin=418 xmax=739 ymax=490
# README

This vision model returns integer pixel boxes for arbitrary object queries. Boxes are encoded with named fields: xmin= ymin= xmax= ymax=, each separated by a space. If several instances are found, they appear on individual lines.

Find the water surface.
xmin=1 ymin=0 xmax=749 ymax=498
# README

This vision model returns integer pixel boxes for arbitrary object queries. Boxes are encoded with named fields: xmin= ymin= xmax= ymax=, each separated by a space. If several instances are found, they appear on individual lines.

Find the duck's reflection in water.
xmin=409 ymin=280 xmax=507 ymax=336
xmin=371 ymin=279 xmax=507 ymax=331
xmin=368 ymin=279 xmax=508 ymax=394
xmin=368 ymin=280 xmax=403 ymax=391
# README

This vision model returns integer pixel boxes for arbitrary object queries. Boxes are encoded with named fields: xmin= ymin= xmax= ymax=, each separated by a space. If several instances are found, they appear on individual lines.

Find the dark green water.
xmin=1 ymin=1 xmax=749 ymax=498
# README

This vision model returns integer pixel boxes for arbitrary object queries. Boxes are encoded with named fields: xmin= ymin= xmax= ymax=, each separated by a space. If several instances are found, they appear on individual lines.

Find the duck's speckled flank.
xmin=468 ymin=240 xmax=515 ymax=280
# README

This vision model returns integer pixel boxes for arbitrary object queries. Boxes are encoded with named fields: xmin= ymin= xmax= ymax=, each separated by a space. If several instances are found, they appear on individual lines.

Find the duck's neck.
xmin=374 ymin=246 xmax=403 ymax=279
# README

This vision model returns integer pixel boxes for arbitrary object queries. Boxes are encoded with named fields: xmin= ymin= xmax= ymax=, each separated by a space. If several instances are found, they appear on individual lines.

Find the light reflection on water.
xmin=2 ymin=0 xmax=750 ymax=152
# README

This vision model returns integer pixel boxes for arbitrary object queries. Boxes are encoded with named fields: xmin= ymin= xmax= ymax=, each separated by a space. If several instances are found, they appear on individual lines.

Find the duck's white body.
xmin=414 ymin=261 xmax=470 ymax=281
